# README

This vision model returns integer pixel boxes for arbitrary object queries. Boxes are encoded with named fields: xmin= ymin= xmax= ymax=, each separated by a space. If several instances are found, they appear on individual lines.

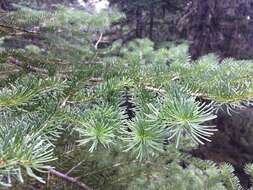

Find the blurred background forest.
xmin=1 ymin=0 xmax=253 ymax=189
xmin=3 ymin=0 xmax=253 ymax=58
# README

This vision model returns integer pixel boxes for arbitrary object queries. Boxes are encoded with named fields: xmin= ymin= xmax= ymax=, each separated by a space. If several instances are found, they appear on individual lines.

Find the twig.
xmin=171 ymin=75 xmax=180 ymax=81
xmin=48 ymin=168 xmax=92 ymax=190
xmin=8 ymin=57 xmax=48 ymax=75
xmin=94 ymin=33 xmax=103 ymax=49
xmin=0 ymin=24 xmax=38 ymax=34
xmin=66 ymin=160 xmax=85 ymax=175
xmin=47 ymin=172 xmax=51 ymax=189
xmin=144 ymin=86 xmax=166 ymax=93
xmin=144 ymin=86 xmax=209 ymax=99
xmin=60 ymin=95 xmax=70 ymax=108
xmin=89 ymin=77 xmax=103 ymax=82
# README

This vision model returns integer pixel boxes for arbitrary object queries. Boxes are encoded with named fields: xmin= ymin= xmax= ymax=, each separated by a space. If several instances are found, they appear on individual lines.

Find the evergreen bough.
xmin=0 ymin=2 xmax=252 ymax=189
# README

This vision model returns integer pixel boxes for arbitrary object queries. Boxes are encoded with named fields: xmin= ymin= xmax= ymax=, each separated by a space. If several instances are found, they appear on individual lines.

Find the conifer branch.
xmin=48 ymin=168 xmax=92 ymax=190
xmin=8 ymin=57 xmax=48 ymax=75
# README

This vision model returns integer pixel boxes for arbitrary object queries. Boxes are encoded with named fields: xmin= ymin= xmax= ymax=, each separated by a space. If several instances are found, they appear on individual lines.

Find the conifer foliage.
xmin=0 ymin=2 xmax=253 ymax=189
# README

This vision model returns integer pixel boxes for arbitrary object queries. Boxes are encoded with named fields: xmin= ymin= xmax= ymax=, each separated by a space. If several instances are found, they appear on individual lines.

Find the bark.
xmin=178 ymin=0 xmax=253 ymax=59
xmin=135 ymin=6 xmax=143 ymax=38
xmin=149 ymin=3 xmax=155 ymax=40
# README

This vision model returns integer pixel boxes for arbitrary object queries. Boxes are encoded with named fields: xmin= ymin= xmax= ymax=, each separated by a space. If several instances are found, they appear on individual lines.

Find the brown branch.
xmin=8 ymin=57 xmax=48 ymax=75
xmin=48 ymin=168 xmax=92 ymax=190
xmin=0 ymin=24 xmax=38 ymax=35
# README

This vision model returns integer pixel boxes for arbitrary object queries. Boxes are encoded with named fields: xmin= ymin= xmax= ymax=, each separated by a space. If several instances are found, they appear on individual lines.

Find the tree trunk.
xmin=149 ymin=3 xmax=155 ymax=40
xmin=136 ymin=6 xmax=143 ymax=38
xmin=178 ymin=0 xmax=253 ymax=59
xmin=0 ymin=0 xmax=15 ymax=11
